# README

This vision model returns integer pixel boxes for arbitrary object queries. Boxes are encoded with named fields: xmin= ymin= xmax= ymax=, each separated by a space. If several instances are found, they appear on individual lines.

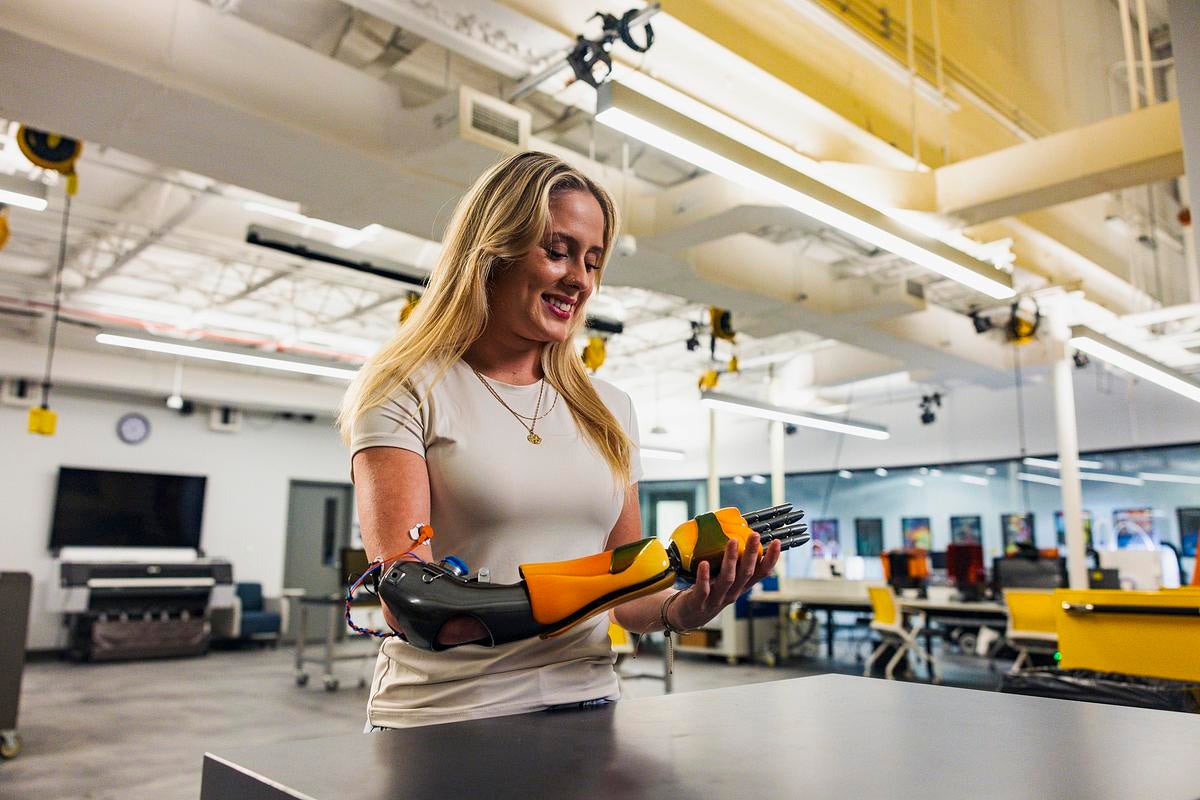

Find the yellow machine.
xmin=1054 ymin=589 xmax=1200 ymax=682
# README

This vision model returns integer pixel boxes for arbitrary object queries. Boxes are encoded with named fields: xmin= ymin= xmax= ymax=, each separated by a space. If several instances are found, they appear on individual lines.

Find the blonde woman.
xmin=340 ymin=151 xmax=781 ymax=730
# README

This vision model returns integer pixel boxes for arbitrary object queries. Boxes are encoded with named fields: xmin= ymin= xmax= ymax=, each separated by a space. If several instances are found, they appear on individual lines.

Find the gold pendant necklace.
xmin=471 ymin=367 xmax=547 ymax=445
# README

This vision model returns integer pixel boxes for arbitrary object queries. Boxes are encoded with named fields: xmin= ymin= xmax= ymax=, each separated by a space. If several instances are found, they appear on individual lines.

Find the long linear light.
xmin=1138 ymin=472 xmax=1200 ymax=485
xmin=595 ymin=81 xmax=1014 ymax=300
xmin=1069 ymin=325 xmax=1200 ymax=404
xmin=1018 ymin=472 xmax=1062 ymax=486
xmin=1078 ymin=472 xmax=1144 ymax=486
xmin=641 ymin=446 xmax=686 ymax=461
xmin=96 ymin=333 xmax=359 ymax=381
xmin=700 ymin=390 xmax=889 ymax=440
xmin=0 ymin=173 xmax=49 ymax=211
xmin=1022 ymin=456 xmax=1104 ymax=470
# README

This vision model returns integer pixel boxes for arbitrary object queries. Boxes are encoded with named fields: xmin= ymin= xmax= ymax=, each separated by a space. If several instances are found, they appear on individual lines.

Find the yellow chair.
xmin=1003 ymin=590 xmax=1058 ymax=673
xmin=608 ymin=622 xmax=635 ymax=655
xmin=1055 ymin=589 xmax=1200 ymax=682
xmin=864 ymin=586 xmax=938 ymax=682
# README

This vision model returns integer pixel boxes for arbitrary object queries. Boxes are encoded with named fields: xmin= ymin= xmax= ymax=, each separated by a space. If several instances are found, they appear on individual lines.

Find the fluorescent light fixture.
xmin=929 ymin=468 xmax=943 ymax=477
xmin=750 ymin=474 xmax=768 ymax=485
xmin=1022 ymin=457 xmax=1104 ymax=470
xmin=244 ymin=201 xmax=381 ymax=246
xmin=918 ymin=467 xmax=930 ymax=475
xmin=1078 ymin=472 xmax=1144 ymax=486
xmin=838 ymin=469 xmax=853 ymax=479
xmin=985 ymin=467 xmax=998 ymax=476
xmin=641 ymin=446 xmax=686 ymax=461
xmin=595 ymin=82 xmax=1014 ymax=300
xmin=907 ymin=477 xmax=925 ymax=487
xmin=1018 ymin=472 xmax=1062 ymax=486
xmin=1069 ymin=325 xmax=1200 ymax=404
xmin=96 ymin=333 xmax=359 ymax=381
xmin=1138 ymin=472 xmax=1200 ymax=485
xmin=0 ymin=172 xmax=48 ymax=211
xmin=733 ymin=475 xmax=746 ymax=485
xmin=959 ymin=474 xmax=989 ymax=486
xmin=700 ymin=390 xmax=890 ymax=440
xmin=875 ymin=468 xmax=889 ymax=477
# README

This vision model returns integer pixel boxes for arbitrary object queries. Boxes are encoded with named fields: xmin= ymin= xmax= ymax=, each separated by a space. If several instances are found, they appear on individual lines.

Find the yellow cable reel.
xmin=398 ymin=292 xmax=420 ymax=324
xmin=698 ymin=369 xmax=720 ymax=390
xmin=709 ymin=306 xmax=736 ymax=341
xmin=16 ymin=126 xmax=83 ymax=195
xmin=581 ymin=335 xmax=607 ymax=372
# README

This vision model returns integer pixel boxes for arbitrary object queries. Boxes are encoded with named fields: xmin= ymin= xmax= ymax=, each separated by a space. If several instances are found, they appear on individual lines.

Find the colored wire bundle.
xmin=343 ymin=550 xmax=425 ymax=639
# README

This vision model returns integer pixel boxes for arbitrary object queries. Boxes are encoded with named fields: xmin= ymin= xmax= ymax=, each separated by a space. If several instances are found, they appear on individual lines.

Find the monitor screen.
xmin=49 ymin=467 xmax=206 ymax=550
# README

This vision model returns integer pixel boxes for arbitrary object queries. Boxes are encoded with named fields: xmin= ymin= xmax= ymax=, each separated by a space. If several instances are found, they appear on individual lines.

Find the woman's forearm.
xmin=611 ymin=588 xmax=679 ymax=634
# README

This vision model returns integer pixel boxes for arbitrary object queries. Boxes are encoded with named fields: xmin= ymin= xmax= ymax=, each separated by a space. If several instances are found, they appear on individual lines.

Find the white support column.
xmin=707 ymin=408 xmax=720 ymax=512
xmin=768 ymin=372 xmax=786 ymax=576
xmin=1052 ymin=324 xmax=1088 ymax=589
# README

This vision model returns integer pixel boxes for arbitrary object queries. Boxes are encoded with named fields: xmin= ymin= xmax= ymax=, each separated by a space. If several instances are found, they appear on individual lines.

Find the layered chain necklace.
xmin=471 ymin=367 xmax=559 ymax=445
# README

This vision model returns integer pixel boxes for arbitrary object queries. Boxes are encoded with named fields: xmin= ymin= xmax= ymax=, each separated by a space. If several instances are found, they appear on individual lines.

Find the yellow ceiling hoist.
xmin=698 ymin=307 xmax=738 ymax=390
xmin=16 ymin=126 xmax=83 ymax=436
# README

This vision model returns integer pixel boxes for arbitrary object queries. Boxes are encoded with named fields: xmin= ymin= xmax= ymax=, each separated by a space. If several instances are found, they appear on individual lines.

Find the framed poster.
xmin=810 ymin=518 xmax=841 ymax=558
xmin=1054 ymin=510 xmax=1093 ymax=549
xmin=1113 ymin=508 xmax=1156 ymax=549
xmin=1000 ymin=513 xmax=1034 ymax=554
xmin=949 ymin=515 xmax=982 ymax=545
xmin=901 ymin=517 xmax=932 ymax=550
xmin=1175 ymin=508 xmax=1199 ymax=558
xmin=855 ymin=518 xmax=884 ymax=557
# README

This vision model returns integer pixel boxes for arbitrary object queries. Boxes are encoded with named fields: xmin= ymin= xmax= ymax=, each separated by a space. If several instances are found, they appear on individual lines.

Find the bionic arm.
xmin=372 ymin=503 xmax=808 ymax=651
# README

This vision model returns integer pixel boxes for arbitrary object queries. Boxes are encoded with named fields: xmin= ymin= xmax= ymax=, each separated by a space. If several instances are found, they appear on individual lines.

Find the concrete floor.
xmin=2 ymin=638 xmax=1000 ymax=800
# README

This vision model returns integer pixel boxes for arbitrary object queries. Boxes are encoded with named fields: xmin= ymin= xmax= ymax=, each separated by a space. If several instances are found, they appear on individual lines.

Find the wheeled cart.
xmin=0 ymin=572 xmax=32 ymax=760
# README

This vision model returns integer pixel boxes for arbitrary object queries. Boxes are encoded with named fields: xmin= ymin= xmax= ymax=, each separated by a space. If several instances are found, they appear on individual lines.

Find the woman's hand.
xmin=667 ymin=533 xmax=782 ymax=631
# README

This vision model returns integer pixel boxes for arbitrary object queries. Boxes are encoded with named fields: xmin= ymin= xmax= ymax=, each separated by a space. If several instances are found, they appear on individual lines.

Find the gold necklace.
xmin=471 ymin=368 xmax=548 ymax=445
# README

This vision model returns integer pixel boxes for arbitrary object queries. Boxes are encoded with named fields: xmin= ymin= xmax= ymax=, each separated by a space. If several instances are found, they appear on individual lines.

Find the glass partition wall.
xmin=641 ymin=442 xmax=1200 ymax=578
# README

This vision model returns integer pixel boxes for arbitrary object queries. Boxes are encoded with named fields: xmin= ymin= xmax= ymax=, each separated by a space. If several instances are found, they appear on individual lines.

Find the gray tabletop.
xmin=201 ymin=674 xmax=1200 ymax=800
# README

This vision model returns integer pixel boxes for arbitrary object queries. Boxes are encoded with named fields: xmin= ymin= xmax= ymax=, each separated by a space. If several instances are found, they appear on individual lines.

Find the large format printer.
xmin=50 ymin=548 xmax=234 ymax=661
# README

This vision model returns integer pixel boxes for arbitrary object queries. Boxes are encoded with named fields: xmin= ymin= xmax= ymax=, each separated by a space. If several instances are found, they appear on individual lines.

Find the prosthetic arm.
xmin=370 ymin=503 xmax=808 ymax=651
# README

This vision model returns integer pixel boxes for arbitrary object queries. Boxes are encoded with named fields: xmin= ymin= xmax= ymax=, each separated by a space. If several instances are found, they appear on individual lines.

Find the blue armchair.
xmin=215 ymin=582 xmax=287 ymax=645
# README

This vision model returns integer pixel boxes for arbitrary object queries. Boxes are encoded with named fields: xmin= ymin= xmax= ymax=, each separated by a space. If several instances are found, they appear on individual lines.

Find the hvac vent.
xmin=471 ymin=102 xmax=520 ymax=145
xmin=208 ymin=406 xmax=242 ymax=433
xmin=0 ymin=377 xmax=37 ymax=408
xmin=459 ymin=87 xmax=529 ymax=151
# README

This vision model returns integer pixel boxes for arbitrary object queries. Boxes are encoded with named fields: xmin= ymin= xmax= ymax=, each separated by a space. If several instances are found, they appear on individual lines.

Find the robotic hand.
xmin=371 ymin=503 xmax=808 ymax=651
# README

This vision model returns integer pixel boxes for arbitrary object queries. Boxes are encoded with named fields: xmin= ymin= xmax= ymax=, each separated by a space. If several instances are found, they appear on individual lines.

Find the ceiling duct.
xmin=403 ymin=86 xmax=531 ymax=186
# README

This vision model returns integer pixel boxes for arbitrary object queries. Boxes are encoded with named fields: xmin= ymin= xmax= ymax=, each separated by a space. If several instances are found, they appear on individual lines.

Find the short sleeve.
xmin=349 ymin=385 xmax=427 ymax=460
xmin=626 ymin=394 xmax=644 ymax=485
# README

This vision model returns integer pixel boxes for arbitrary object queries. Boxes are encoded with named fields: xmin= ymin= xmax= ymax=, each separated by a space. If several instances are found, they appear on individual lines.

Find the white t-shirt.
xmin=350 ymin=357 xmax=643 ymax=728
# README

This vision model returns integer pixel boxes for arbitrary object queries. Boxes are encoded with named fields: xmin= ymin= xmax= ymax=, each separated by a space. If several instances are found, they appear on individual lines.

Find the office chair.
xmin=1003 ymin=590 xmax=1058 ymax=673
xmin=864 ymin=585 xmax=939 ymax=682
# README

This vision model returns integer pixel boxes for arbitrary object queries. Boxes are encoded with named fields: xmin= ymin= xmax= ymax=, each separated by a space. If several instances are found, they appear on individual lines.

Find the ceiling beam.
xmin=936 ymin=101 xmax=1184 ymax=226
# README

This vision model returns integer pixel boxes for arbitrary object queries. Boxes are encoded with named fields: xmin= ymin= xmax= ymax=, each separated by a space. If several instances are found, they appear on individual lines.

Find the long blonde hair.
xmin=337 ymin=151 xmax=631 ymax=485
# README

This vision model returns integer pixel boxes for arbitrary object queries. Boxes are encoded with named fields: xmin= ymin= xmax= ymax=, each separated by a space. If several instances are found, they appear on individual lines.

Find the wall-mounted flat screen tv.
xmin=49 ymin=467 xmax=206 ymax=550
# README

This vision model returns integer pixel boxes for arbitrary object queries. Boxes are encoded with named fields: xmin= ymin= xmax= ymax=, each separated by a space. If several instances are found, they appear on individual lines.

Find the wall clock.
xmin=116 ymin=412 xmax=151 ymax=445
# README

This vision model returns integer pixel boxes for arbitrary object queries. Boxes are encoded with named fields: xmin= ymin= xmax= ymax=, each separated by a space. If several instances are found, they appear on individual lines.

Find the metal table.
xmin=201 ymin=674 xmax=1200 ymax=800
xmin=293 ymin=594 xmax=375 ymax=692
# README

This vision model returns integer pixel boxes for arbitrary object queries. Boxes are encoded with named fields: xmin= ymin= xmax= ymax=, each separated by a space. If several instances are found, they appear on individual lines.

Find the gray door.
xmin=283 ymin=480 xmax=353 ymax=642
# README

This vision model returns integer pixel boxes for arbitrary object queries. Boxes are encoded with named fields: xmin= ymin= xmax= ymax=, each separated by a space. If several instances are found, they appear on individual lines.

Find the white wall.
xmin=1 ymin=391 xmax=347 ymax=650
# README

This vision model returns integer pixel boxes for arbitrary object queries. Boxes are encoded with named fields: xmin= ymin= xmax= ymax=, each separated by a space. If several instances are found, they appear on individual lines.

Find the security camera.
xmin=784 ymin=423 xmax=798 ymax=435
xmin=614 ymin=234 xmax=637 ymax=258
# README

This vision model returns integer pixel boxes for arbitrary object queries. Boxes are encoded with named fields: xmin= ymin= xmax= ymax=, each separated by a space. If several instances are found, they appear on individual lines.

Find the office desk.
xmin=897 ymin=598 xmax=1009 ymax=679
xmin=201 ymin=674 xmax=1200 ymax=800
xmin=748 ymin=583 xmax=875 ymax=662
